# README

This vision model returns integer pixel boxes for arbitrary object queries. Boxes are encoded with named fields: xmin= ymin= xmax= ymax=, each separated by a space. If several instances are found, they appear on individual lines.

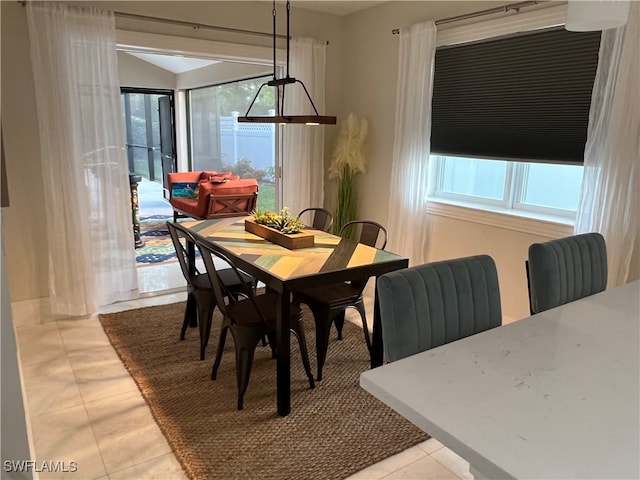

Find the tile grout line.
xmin=56 ymin=319 xmax=112 ymax=479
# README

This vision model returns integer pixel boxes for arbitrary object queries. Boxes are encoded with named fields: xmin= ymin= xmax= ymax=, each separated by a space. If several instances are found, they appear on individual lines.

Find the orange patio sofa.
xmin=167 ymin=171 xmax=258 ymax=222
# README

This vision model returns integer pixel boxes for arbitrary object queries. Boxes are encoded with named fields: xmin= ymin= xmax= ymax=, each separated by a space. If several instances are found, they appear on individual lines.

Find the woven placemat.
xmin=99 ymin=302 xmax=428 ymax=480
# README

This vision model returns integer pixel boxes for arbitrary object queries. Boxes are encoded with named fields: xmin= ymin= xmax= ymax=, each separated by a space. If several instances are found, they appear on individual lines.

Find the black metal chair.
xmin=526 ymin=232 xmax=607 ymax=314
xmin=167 ymin=221 xmax=255 ymax=360
xmin=294 ymin=220 xmax=387 ymax=381
xmin=377 ymin=255 xmax=502 ymax=362
xmin=297 ymin=207 xmax=333 ymax=233
xmin=194 ymin=236 xmax=315 ymax=410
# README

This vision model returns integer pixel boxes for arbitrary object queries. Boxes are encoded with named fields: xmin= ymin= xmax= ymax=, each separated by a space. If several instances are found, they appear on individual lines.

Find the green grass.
xmin=257 ymin=183 xmax=275 ymax=212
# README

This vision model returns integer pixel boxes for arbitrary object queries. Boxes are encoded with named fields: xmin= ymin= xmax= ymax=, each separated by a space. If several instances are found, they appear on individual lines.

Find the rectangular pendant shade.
xmin=237 ymin=115 xmax=336 ymax=125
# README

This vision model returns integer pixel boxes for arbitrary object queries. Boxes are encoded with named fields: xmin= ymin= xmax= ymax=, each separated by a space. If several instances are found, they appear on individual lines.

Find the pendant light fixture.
xmin=237 ymin=0 xmax=336 ymax=125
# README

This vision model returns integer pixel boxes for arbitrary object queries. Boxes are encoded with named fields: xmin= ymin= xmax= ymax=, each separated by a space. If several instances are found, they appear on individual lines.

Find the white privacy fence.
xmin=219 ymin=114 xmax=275 ymax=172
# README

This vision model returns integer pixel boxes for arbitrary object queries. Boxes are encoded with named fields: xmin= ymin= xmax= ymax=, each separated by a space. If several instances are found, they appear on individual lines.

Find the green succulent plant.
xmin=252 ymin=207 xmax=305 ymax=234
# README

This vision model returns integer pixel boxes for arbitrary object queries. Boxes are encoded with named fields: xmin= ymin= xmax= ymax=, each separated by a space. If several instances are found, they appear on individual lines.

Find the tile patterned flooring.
xmin=11 ymin=261 xmax=474 ymax=480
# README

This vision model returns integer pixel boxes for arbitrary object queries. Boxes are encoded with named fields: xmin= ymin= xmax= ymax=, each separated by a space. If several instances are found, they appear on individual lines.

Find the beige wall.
xmin=2 ymin=1 xmax=637 ymax=321
xmin=1 ymin=2 xmax=49 ymax=301
xmin=336 ymin=1 xmax=541 ymax=320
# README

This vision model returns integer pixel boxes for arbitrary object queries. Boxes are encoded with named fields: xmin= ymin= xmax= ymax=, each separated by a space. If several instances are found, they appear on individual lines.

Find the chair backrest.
xmin=377 ymin=255 xmax=502 ymax=362
xmin=206 ymin=192 xmax=258 ymax=218
xmin=166 ymin=221 xmax=198 ymax=284
xmin=193 ymin=235 xmax=267 ymax=325
xmin=339 ymin=220 xmax=387 ymax=250
xmin=527 ymin=232 xmax=607 ymax=314
xmin=298 ymin=208 xmax=333 ymax=232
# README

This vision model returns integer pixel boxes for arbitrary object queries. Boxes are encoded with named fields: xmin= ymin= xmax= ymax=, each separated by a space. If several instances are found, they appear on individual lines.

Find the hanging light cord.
xmin=286 ymin=0 xmax=291 ymax=79
xmin=238 ymin=0 xmax=336 ymax=124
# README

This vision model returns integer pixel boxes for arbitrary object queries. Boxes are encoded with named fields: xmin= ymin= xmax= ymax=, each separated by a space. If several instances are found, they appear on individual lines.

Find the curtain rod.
xmin=113 ymin=11 xmax=289 ymax=40
xmin=19 ymin=3 xmax=331 ymax=45
xmin=18 ymin=2 xmax=286 ymax=40
xmin=391 ymin=0 xmax=552 ymax=34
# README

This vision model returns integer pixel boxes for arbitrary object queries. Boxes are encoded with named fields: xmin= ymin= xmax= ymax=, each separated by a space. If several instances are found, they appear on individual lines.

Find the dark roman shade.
xmin=431 ymin=27 xmax=601 ymax=164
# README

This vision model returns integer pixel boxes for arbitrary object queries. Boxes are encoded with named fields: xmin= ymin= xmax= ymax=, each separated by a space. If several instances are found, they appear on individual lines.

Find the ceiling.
xmin=127 ymin=52 xmax=220 ymax=74
xmin=124 ymin=1 xmax=389 ymax=74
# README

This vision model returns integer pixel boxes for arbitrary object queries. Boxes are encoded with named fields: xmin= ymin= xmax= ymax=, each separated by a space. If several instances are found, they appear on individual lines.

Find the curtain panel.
xmin=386 ymin=21 xmax=437 ymax=266
xmin=575 ymin=2 xmax=639 ymax=287
xmin=27 ymin=2 xmax=138 ymax=316
xmin=281 ymin=37 xmax=326 ymax=216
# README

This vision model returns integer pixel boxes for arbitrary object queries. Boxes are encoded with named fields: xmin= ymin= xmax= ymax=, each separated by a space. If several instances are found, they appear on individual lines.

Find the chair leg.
xmin=265 ymin=330 xmax=277 ymax=359
xmin=290 ymin=318 xmax=315 ymax=389
xmin=199 ymin=304 xmax=216 ymax=361
xmin=211 ymin=324 xmax=229 ymax=380
xmin=309 ymin=304 xmax=334 ymax=381
xmin=194 ymin=292 xmax=216 ymax=361
xmin=232 ymin=327 xmax=264 ymax=410
xmin=180 ymin=292 xmax=198 ymax=340
xmin=180 ymin=293 xmax=196 ymax=340
xmin=334 ymin=309 xmax=346 ymax=340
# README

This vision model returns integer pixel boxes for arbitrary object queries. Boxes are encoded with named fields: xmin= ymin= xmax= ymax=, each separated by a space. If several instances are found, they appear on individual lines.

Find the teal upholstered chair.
xmin=526 ymin=232 xmax=607 ymax=314
xmin=376 ymin=255 xmax=502 ymax=363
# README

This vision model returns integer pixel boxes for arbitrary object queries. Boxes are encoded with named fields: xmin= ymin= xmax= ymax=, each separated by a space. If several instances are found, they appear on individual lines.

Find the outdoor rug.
xmin=136 ymin=215 xmax=177 ymax=266
xmin=99 ymin=302 xmax=429 ymax=480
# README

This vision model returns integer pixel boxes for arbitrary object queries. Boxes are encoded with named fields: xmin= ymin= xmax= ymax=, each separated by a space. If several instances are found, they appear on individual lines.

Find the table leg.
xmin=276 ymin=289 xmax=291 ymax=416
xmin=371 ymin=278 xmax=384 ymax=368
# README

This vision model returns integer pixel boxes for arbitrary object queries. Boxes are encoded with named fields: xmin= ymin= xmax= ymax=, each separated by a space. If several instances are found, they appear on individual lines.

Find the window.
xmin=431 ymin=27 xmax=601 ymax=164
xmin=432 ymin=155 xmax=583 ymax=219
xmin=428 ymin=7 xmax=600 ymax=225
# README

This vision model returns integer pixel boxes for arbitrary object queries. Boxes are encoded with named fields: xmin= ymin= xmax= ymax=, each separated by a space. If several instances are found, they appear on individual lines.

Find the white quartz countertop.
xmin=361 ymin=281 xmax=640 ymax=479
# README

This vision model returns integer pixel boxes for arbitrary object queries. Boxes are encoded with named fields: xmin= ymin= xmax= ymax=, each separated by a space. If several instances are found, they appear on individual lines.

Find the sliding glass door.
xmin=121 ymin=88 xmax=176 ymax=196
xmin=187 ymin=75 xmax=277 ymax=212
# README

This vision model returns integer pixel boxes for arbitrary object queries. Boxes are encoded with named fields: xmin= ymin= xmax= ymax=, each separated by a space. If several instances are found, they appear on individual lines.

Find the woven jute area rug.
xmin=99 ymin=302 xmax=428 ymax=480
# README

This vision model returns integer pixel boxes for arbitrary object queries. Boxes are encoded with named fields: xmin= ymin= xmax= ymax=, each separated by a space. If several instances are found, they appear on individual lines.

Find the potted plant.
xmin=246 ymin=207 xmax=313 ymax=249
xmin=329 ymin=113 xmax=368 ymax=236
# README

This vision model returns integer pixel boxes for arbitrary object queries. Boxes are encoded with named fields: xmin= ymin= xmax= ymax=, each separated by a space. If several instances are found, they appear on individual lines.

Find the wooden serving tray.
xmin=244 ymin=217 xmax=314 ymax=250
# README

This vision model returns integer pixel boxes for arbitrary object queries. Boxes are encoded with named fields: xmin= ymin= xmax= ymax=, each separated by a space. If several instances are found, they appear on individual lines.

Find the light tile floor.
xmin=11 ymin=262 xmax=474 ymax=480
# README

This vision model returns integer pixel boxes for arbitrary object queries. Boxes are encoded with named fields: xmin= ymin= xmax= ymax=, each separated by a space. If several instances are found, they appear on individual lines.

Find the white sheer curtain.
xmin=281 ymin=37 xmax=326 ymax=215
xmin=27 ymin=2 xmax=138 ymax=316
xmin=575 ymin=2 xmax=639 ymax=287
xmin=386 ymin=22 xmax=437 ymax=266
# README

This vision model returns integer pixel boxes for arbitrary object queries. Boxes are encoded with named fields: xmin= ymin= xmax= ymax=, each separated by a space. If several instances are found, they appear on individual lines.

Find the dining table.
xmin=360 ymin=280 xmax=640 ymax=479
xmin=182 ymin=216 xmax=409 ymax=416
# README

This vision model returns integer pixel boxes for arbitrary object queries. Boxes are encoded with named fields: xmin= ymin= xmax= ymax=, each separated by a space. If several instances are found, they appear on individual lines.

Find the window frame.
xmin=431 ymin=156 xmax=581 ymax=221
xmin=426 ymin=4 xmax=585 ymax=233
